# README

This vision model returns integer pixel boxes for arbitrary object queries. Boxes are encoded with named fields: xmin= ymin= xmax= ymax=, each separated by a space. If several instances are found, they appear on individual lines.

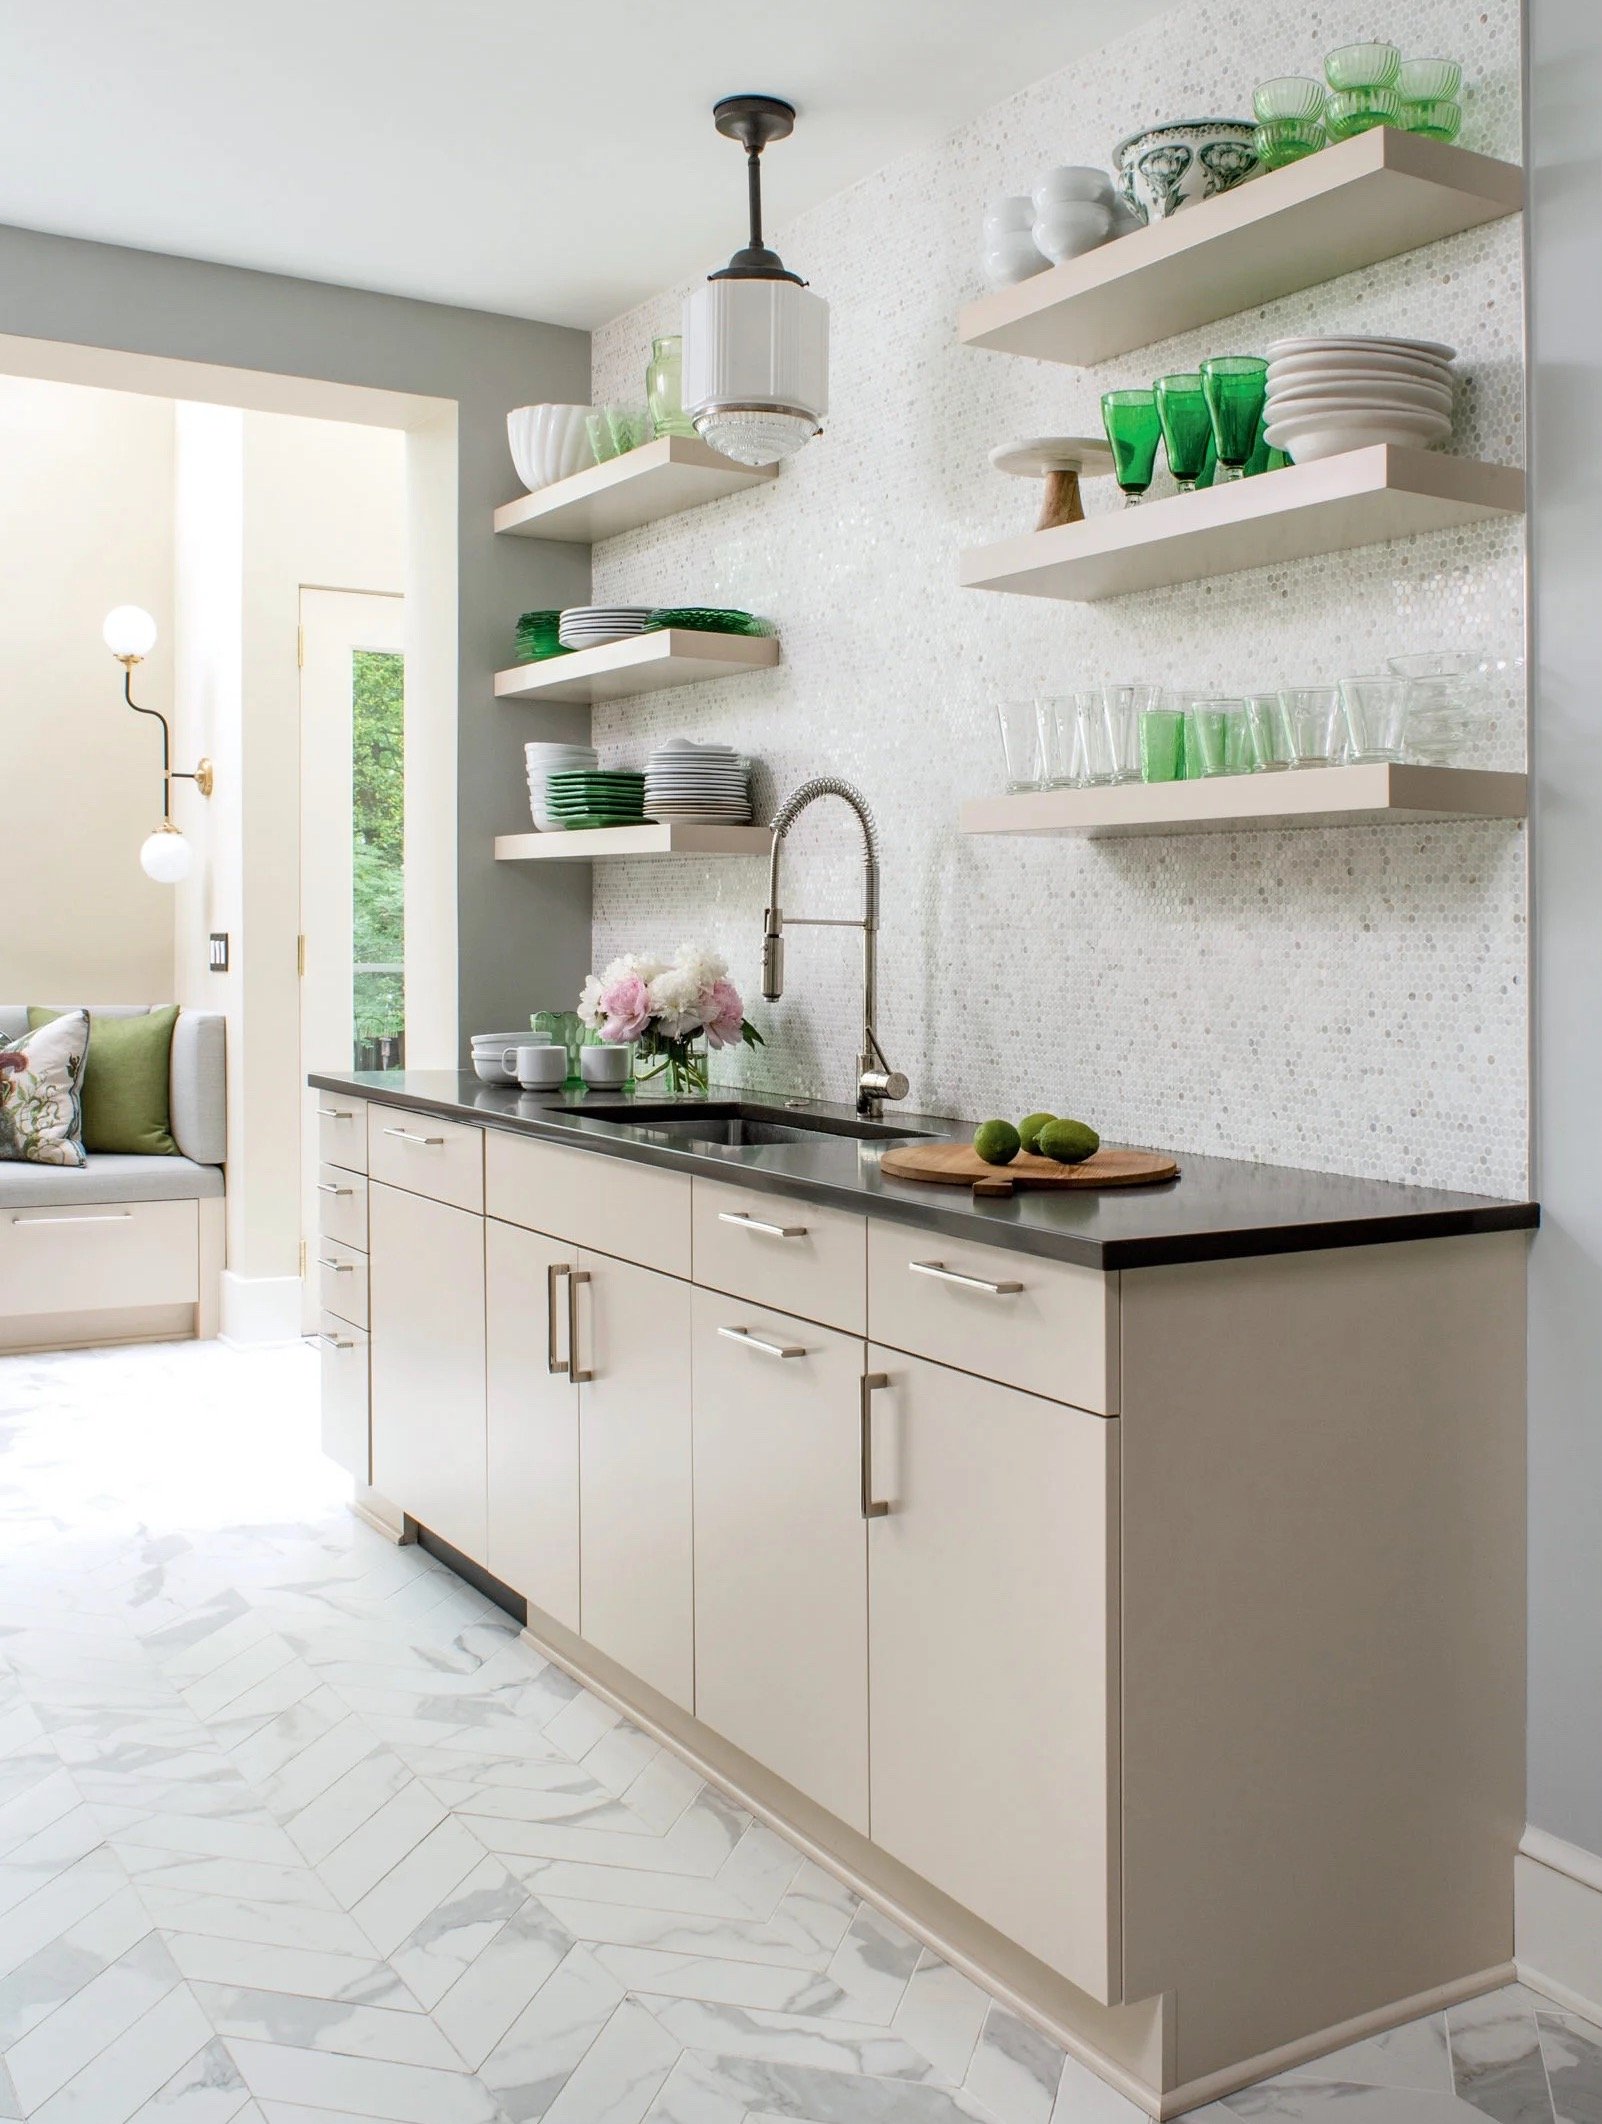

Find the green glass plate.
xmin=643 ymin=607 xmax=776 ymax=636
xmin=561 ymin=813 xmax=649 ymax=831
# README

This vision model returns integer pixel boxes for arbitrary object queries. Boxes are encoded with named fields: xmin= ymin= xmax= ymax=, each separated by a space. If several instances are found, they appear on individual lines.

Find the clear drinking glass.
xmin=1277 ymin=686 xmax=1343 ymax=767
xmin=1340 ymin=676 xmax=1410 ymax=762
xmin=998 ymin=700 xmax=1045 ymax=791
xmin=1200 ymin=357 xmax=1268 ymax=484
xmin=1140 ymin=702 xmax=1185 ymax=783
xmin=1245 ymin=691 xmax=1290 ymax=770
xmin=605 ymin=404 xmax=652 ymax=455
xmin=1037 ymin=695 xmax=1088 ymax=788
xmin=585 ymin=410 xmax=619 ymax=463
xmin=1075 ymin=692 xmax=1118 ymax=785
xmin=1184 ymin=697 xmax=1249 ymax=777
xmin=1100 ymin=684 xmax=1158 ymax=783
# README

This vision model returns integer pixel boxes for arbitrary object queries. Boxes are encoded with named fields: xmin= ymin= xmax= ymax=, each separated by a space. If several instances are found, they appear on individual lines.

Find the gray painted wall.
xmin=1527 ymin=0 xmax=1602 ymax=1857
xmin=0 ymin=222 xmax=593 ymax=1052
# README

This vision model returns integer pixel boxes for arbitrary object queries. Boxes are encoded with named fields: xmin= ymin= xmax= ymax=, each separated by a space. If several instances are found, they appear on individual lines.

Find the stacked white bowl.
xmin=525 ymin=740 xmax=598 ymax=831
xmin=469 ymin=1031 xmax=532 ymax=1086
xmin=1263 ymin=335 xmax=1455 ymax=464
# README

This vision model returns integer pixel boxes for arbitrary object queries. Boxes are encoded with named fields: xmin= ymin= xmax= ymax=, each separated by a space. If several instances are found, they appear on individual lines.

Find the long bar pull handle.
xmin=860 ymin=1372 xmax=891 ymax=1519
xmin=317 ymin=1256 xmax=355 ymax=1273
xmin=381 ymin=1127 xmax=446 ymax=1147
xmin=567 ymin=1269 xmax=594 ymax=1385
xmin=318 ymin=1333 xmax=355 ymax=1351
xmin=316 ymin=1183 xmax=354 ymax=1196
xmin=316 ymin=1107 xmax=355 ymax=1119
xmin=717 ymin=1325 xmax=806 ymax=1360
xmin=908 ymin=1258 xmax=1024 ymax=1296
xmin=547 ymin=1261 xmax=571 ymax=1376
xmin=11 ymin=1211 xmax=134 ymax=1226
xmin=718 ymin=1211 xmax=809 ymax=1239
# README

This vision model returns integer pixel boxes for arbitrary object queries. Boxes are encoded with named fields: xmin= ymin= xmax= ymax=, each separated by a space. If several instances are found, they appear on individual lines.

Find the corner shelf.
xmin=494 ymin=628 xmax=780 ymax=705
xmin=960 ymin=447 xmax=1523 ymax=604
xmin=955 ymin=130 xmax=1523 ymax=369
xmin=960 ymin=765 xmax=1527 ymax=840
xmin=496 ymin=823 xmax=772 ymax=863
xmin=493 ymin=436 xmax=775 ymax=543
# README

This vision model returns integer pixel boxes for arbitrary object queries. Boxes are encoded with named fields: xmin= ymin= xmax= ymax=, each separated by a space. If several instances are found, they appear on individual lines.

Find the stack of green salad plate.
xmin=546 ymin=769 xmax=647 ymax=832
xmin=643 ymin=607 xmax=776 ymax=636
xmin=515 ymin=609 xmax=570 ymax=661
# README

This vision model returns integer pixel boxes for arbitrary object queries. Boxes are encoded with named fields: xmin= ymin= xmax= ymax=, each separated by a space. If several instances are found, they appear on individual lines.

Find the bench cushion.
xmin=0 ymin=1155 xmax=224 ymax=1210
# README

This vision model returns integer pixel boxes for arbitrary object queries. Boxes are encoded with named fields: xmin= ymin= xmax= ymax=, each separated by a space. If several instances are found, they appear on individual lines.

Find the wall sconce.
xmin=103 ymin=606 xmax=213 ymax=884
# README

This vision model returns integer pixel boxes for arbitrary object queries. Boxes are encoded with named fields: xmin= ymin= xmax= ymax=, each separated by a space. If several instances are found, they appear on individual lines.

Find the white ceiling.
xmin=0 ymin=0 xmax=1170 ymax=329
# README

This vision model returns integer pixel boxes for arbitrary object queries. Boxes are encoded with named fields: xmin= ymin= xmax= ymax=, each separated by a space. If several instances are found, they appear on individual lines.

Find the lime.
xmin=1038 ymin=1118 xmax=1100 ymax=1165
xmin=973 ymin=1119 xmax=1021 ymax=1166
xmin=1018 ymin=1111 xmax=1057 ymax=1154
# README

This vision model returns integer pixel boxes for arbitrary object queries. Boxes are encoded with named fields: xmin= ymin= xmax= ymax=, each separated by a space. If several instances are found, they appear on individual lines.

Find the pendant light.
xmin=682 ymin=95 xmax=828 ymax=468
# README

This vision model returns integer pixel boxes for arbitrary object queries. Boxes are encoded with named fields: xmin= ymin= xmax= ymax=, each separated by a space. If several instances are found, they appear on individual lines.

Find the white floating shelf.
xmin=493 ymin=436 xmax=776 ymax=543
xmin=961 ymin=764 xmax=1528 ymax=841
xmin=956 ymin=131 xmax=1523 ymax=369
xmin=494 ymin=628 xmax=780 ymax=705
xmin=496 ymin=823 xmax=773 ymax=863
xmin=960 ymin=447 xmax=1524 ymax=604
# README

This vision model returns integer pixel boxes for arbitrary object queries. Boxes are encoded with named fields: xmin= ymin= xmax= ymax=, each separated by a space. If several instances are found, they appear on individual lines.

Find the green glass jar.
xmin=646 ymin=335 xmax=696 ymax=439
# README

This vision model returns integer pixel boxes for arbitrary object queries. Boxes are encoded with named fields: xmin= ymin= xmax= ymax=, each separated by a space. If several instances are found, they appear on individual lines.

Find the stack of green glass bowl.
xmin=1252 ymin=76 xmax=1327 ymax=169
xmin=1321 ymin=44 xmax=1463 ymax=143
xmin=1394 ymin=56 xmax=1463 ymax=141
xmin=515 ymin=609 xmax=570 ymax=662
xmin=642 ymin=607 xmax=776 ymax=636
xmin=545 ymin=769 xmax=647 ymax=833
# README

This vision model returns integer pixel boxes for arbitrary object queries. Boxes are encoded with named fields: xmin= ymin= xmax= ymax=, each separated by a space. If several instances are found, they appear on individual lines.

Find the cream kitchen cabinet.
xmin=691 ymin=1287 xmax=869 ymax=1830
xmin=368 ymin=1179 xmax=487 ymax=1562
xmin=318 ymin=1314 xmax=371 ymax=1483
xmin=485 ymin=1217 xmax=581 ymax=1632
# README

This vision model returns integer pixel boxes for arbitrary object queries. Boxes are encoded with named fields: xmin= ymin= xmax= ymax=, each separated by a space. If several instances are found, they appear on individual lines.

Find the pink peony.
xmin=598 ymin=973 xmax=653 ymax=1043
xmin=702 ymin=977 xmax=746 ymax=1049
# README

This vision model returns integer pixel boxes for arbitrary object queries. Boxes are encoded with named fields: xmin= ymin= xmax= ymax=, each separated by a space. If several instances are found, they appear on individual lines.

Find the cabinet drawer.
xmin=318 ymin=1313 xmax=369 ymax=1484
xmin=868 ymin=1220 xmax=1118 ymax=1414
xmin=486 ymin=1130 xmax=689 ymax=1277
xmin=692 ymin=1177 xmax=865 ymax=1334
xmin=317 ymin=1236 xmax=369 ymax=1328
xmin=368 ymin=1108 xmax=484 ymax=1213
xmin=0 ymin=1199 xmax=197 ymax=1315
xmin=316 ymin=1095 xmax=368 ymax=1173
xmin=317 ymin=1163 xmax=368 ymax=1251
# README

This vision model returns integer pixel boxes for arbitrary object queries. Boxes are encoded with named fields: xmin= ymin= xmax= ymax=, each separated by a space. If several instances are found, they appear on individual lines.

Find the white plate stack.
xmin=644 ymin=739 xmax=753 ymax=822
xmin=1263 ymin=335 xmax=1456 ymax=464
xmin=558 ymin=606 xmax=657 ymax=651
xmin=525 ymin=740 xmax=598 ymax=830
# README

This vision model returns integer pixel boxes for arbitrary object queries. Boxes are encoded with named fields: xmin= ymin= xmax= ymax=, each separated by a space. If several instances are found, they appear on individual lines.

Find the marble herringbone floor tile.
xmin=1 ymin=1338 xmax=1596 ymax=2124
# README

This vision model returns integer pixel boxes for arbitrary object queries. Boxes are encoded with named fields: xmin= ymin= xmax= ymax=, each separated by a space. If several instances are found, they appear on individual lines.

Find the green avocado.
xmin=973 ymin=1119 xmax=1021 ymax=1166
xmin=1018 ymin=1111 xmax=1057 ymax=1154
xmin=1037 ymin=1118 xmax=1101 ymax=1165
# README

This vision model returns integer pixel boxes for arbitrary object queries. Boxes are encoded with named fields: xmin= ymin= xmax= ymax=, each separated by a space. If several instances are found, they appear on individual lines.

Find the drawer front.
xmin=692 ymin=1177 xmax=866 ymax=1334
xmin=318 ymin=1313 xmax=370 ymax=1484
xmin=317 ymin=1163 xmax=369 ymax=1252
xmin=368 ymin=1108 xmax=484 ymax=1213
xmin=0 ymin=1199 xmax=198 ymax=1316
xmin=867 ymin=1219 xmax=1118 ymax=1414
xmin=486 ymin=1130 xmax=690 ymax=1277
xmin=316 ymin=1095 xmax=369 ymax=1173
xmin=318 ymin=1235 xmax=369 ymax=1329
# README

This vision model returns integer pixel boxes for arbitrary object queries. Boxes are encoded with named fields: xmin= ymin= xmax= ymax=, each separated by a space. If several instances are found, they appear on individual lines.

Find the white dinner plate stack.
xmin=558 ymin=606 xmax=657 ymax=651
xmin=525 ymin=740 xmax=598 ymax=830
xmin=1263 ymin=335 xmax=1456 ymax=463
xmin=644 ymin=738 xmax=753 ymax=822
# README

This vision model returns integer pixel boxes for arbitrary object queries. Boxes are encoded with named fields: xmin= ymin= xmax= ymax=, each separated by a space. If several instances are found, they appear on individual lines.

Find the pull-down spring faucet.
xmin=762 ymin=778 xmax=909 ymax=1120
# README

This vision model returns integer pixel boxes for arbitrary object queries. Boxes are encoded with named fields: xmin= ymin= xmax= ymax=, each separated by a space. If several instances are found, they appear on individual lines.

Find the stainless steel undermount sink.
xmin=575 ymin=1102 xmax=928 ymax=1150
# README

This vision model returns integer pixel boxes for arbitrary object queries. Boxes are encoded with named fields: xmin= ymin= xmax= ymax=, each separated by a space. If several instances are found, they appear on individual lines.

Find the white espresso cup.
xmin=503 ymin=1042 xmax=566 ymax=1089
xmin=580 ymin=1044 xmax=631 ymax=1088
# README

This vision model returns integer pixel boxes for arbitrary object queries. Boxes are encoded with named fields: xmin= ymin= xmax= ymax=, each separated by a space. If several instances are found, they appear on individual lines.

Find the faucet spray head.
xmin=761 ymin=909 xmax=784 ymax=1001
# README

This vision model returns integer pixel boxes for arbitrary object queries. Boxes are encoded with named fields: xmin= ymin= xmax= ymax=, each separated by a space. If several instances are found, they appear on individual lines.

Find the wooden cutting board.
xmin=881 ymin=1140 xmax=1179 ymax=1196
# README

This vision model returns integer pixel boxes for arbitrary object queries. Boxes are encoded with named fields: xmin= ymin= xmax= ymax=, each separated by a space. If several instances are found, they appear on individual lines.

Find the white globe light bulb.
xmin=139 ymin=828 xmax=191 ymax=885
xmin=104 ymin=605 xmax=158 ymax=661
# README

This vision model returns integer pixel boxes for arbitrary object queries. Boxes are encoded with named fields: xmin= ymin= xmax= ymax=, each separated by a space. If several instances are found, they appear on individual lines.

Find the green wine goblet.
xmin=1101 ymin=389 xmax=1163 ymax=506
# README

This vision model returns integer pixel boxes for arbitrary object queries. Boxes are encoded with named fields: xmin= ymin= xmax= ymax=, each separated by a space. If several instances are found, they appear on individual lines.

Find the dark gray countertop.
xmin=311 ymin=1069 xmax=1538 ymax=1272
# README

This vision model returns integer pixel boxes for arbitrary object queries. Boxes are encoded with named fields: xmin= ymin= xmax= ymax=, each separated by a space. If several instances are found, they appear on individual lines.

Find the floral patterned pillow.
xmin=0 ymin=1009 xmax=90 ymax=1167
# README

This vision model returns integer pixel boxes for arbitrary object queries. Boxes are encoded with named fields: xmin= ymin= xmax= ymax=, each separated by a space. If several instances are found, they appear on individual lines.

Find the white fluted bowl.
xmin=507 ymin=404 xmax=596 ymax=492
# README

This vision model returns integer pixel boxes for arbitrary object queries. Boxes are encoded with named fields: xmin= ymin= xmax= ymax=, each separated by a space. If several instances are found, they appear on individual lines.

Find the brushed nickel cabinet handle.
xmin=567 ymin=1268 xmax=594 ymax=1385
xmin=316 ymin=1182 xmax=354 ymax=1196
xmin=547 ymin=1261 xmax=571 ymax=1376
xmin=318 ymin=1333 xmax=355 ymax=1351
xmin=860 ymin=1372 xmax=891 ymax=1519
xmin=718 ymin=1210 xmax=809 ymax=1239
xmin=381 ymin=1126 xmax=445 ymax=1147
xmin=316 ymin=1107 xmax=354 ymax=1119
xmin=909 ymin=1258 xmax=1023 ymax=1296
xmin=11 ymin=1211 xmax=134 ymax=1226
xmin=318 ymin=1256 xmax=354 ymax=1272
xmin=718 ymin=1325 xmax=806 ymax=1360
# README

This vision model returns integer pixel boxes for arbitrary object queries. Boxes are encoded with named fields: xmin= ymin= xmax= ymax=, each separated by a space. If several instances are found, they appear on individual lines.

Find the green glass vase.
xmin=646 ymin=335 xmax=696 ymax=440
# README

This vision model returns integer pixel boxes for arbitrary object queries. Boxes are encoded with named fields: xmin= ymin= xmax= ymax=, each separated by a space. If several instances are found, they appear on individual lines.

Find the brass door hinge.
xmin=296 ymin=625 xmax=305 ymax=669
xmin=298 ymin=1239 xmax=307 ymax=1277
xmin=296 ymin=934 xmax=307 ymax=976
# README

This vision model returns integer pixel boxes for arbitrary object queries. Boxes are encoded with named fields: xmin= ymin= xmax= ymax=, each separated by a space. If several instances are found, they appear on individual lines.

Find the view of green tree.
xmin=351 ymin=650 xmax=404 ymax=1047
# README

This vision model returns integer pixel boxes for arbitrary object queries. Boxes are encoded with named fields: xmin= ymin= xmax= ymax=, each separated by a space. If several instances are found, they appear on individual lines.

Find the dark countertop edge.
xmin=311 ymin=1072 xmax=1540 ymax=1273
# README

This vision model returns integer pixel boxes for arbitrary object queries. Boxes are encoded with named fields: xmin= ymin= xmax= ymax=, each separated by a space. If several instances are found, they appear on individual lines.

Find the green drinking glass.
xmin=1200 ymin=356 xmax=1268 ymax=485
xmin=1101 ymin=389 xmax=1163 ymax=506
xmin=1155 ymin=374 xmax=1212 ymax=492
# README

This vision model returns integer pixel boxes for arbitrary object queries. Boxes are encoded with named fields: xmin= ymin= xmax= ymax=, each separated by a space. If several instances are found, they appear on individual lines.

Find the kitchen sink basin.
xmin=576 ymin=1101 xmax=928 ymax=1149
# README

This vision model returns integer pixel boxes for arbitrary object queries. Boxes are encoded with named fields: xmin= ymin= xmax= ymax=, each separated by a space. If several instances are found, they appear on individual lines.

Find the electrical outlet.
xmin=208 ymin=933 xmax=230 ymax=973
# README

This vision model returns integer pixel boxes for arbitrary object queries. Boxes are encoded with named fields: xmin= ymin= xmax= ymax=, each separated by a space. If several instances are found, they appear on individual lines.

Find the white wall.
xmin=0 ymin=374 xmax=176 ymax=1001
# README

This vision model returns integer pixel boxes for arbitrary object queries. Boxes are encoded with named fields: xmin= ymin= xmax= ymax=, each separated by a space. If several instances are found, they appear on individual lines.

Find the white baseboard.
xmin=218 ymin=1271 xmax=304 ymax=1347
xmin=1516 ymin=1828 xmax=1602 ymax=2023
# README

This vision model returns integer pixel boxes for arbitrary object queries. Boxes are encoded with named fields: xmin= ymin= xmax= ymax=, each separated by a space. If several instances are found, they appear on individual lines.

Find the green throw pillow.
xmin=29 ymin=1005 xmax=179 ymax=1156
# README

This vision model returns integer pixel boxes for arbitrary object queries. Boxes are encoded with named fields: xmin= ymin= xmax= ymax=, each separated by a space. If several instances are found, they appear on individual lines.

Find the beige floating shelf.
xmin=956 ymin=131 xmax=1523 ymax=368
xmin=961 ymin=764 xmax=1528 ymax=841
xmin=496 ymin=823 xmax=773 ymax=863
xmin=494 ymin=628 xmax=779 ymax=705
xmin=960 ymin=447 xmax=1524 ymax=604
xmin=493 ymin=436 xmax=776 ymax=543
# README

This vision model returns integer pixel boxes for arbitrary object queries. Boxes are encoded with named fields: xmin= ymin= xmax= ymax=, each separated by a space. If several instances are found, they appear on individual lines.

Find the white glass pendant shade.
xmin=139 ymin=826 xmax=191 ymax=884
xmin=104 ymin=605 xmax=158 ymax=660
xmin=682 ymin=279 xmax=828 ymax=466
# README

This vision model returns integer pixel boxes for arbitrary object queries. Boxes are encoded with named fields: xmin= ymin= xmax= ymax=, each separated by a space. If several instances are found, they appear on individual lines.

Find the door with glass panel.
xmin=299 ymin=588 xmax=405 ymax=1330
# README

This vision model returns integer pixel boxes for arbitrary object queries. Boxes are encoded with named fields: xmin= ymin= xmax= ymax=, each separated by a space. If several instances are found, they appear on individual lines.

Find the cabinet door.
xmin=368 ymin=1181 xmax=487 ymax=1563
xmin=692 ymin=1290 xmax=868 ymax=1828
xmin=318 ymin=1313 xmax=370 ymax=1483
xmin=866 ymin=1346 xmax=1120 ymax=2004
xmin=575 ymin=1251 xmax=694 ymax=1710
xmin=485 ymin=1218 xmax=581 ymax=1631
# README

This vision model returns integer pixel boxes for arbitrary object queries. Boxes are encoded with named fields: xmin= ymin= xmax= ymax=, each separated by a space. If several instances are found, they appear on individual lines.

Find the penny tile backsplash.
xmin=584 ymin=0 xmax=1528 ymax=1196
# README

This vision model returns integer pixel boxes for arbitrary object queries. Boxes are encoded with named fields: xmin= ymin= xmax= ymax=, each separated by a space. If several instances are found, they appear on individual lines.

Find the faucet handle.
xmin=857 ymin=1062 xmax=910 ymax=1118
